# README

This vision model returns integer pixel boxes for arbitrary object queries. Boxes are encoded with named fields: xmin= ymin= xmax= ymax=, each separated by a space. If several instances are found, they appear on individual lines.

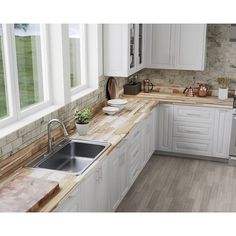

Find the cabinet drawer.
xmin=174 ymin=105 xmax=214 ymax=123
xmin=173 ymin=137 xmax=212 ymax=156
xmin=173 ymin=121 xmax=214 ymax=140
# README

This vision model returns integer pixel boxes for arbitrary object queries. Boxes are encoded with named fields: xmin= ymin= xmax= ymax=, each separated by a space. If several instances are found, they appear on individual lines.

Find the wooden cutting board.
xmin=0 ymin=175 xmax=60 ymax=212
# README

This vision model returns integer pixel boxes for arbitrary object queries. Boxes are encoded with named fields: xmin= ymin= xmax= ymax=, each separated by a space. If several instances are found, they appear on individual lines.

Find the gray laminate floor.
xmin=116 ymin=155 xmax=236 ymax=212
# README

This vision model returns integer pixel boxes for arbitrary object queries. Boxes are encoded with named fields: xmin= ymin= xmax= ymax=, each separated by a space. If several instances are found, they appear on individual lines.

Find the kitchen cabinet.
xmin=82 ymin=158 xmax=109 ymax=212
xmin=143 ymin=109 xmax=156 ymax=166
xmin=146 ymin=24 xmax=207 ymax=71
xmin=54 ymin=157 xmax=109 ymax=212
xmin=213 ymin=109 xmax=232 ymax=158
xmin=127 ymin=121 xmax=144 ymax=186
xmin=103 ymin=24 xmax=145 ymax=77
xmin=54 ymin=182 xmax=84 ymax=212
xmin=156 ymin=104 xmax=173 ymax=152
xmin=109 ymin=139 xmax=129 ymax=211
xmin=156 ymin=104 xmax=232 ymax=159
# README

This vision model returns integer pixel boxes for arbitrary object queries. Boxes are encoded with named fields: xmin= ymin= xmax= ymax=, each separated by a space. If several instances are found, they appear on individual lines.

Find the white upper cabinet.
xmin=146 ymin=24 xmax=207 ymax=71
xmin=103 ymin=24 xmax=145 ymax=77
xmin=146 ymin=24 xmax=175 ymax=69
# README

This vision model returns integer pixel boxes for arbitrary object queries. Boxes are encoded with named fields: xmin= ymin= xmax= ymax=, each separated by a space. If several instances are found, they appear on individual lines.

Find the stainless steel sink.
xmin=26 ymin=139 xmax=110 ymax=175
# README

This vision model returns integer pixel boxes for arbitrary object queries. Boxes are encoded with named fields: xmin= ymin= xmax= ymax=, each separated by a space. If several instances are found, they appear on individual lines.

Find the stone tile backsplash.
xmin=136 ymin=24 xmax=236 ymax=91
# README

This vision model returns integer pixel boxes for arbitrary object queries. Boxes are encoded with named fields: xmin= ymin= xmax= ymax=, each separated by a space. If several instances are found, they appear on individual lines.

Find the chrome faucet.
xmin=47 ymin=119 xmax=69 ymax=153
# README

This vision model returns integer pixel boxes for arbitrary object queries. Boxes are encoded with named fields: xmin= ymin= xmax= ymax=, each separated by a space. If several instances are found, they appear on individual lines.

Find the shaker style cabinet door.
xmin=145 ymin=24 xmax=207 ymax=71
xmin=174 ymin=24 xmax=207 ymax=71
xmin=213 ymin=109 xmax=232 ymax=159
xmin=156 ymin=104 xmax=174 ymax=152
xmin=146 ymin=24 xmax=175 ymax=69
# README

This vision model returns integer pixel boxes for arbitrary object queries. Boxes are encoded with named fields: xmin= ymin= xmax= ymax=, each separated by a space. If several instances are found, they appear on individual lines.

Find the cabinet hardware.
xmin=185 ymin=130 xmax=201 ymax=134
xmin=187 ymin=113 xmax=201 ymax=117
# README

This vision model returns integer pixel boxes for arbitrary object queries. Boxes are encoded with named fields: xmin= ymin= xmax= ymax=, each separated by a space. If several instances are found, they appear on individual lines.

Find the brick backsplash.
xmin=0 ymin=75 xmax=127 ymax=161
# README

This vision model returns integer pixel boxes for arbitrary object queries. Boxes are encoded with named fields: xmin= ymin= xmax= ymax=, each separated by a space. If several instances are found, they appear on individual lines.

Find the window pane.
xmin=14 ymin=24 xmax=44 ymax=109
xmin=0 ymin=25 xmax=8 ymax=119
xmin=69 ymin=24 xmax=81 ymax=88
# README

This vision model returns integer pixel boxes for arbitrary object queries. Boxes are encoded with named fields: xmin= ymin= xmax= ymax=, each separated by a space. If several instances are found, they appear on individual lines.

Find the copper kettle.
xmin=197 ymin=84 xmax=208 ymax=97
xmin=143 ymin=79 xmax=153 ymax=93
xmin=183 ymin=87 xmax=194 ymax=97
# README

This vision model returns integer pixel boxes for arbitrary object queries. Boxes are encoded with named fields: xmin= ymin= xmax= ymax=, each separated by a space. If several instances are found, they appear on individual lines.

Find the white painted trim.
xmin=0 ymin=24 xmax=18 ymax=129
xmin=48 ymin=24 xmax=70 ymax=106
xmin=71 ymin=87 xmax=97 ymax=102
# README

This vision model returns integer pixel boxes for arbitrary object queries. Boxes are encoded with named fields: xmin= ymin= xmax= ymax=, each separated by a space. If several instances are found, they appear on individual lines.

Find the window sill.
xmin=71 ymin=87 xmax=97 ymax=102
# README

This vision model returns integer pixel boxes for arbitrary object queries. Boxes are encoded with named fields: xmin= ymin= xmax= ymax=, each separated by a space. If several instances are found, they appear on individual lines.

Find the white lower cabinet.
xmin=54 ymin=182 xmax=84 ymax=212
xmin=143 ymin=109 xmax=156 ymax=165
xmin=109 ymin=139 xmax=129 ymax=211
xmin=213 ymin=108 xmax=232 ymax=158
xmin=54 ymin=157 xmax=109 ymax=212
xmin=55 ymin=104 xmax=232 ymax=212
xmin=156 ymin=104 xmax=173 ymax=152
xmin=156 ymin=104 xmax=232 ymax=159
xmin=81 ymin=158 xmax=109 ymax=212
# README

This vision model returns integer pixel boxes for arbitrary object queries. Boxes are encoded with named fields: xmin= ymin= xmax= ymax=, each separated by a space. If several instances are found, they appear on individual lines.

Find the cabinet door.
xmin=103 ymin=24 xmax=129 ymax=77
xmin=157 ymin=104 xmax=174 ymax=152
xmin=81 ymin=169 xmax=99 ymax=212
xmin=143 ymin=112 xmax=154 ymax=164
xmin=175 ymin=24 xmax=207 ymax=71
xmin=213 ymin=109 xmax=232 ymax=159
xmin=97 ymin=159 xmax=109 ymax=212
xmin=118 ymin=141 xmax=129 ymax=201
xmin=146 ymin=24 xmax=175 ymax=69
xmin=109 ymin=149 xmax=121 ymax=211
xmin=54 ymin=182 xmax=84 ymax=212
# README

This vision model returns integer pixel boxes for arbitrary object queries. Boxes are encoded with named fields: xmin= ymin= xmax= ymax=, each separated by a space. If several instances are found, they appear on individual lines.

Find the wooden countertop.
xmin=0 ymin=94 xmax=233 ymax=212
xmin=135 ymin=92 xmax=233 ymax=108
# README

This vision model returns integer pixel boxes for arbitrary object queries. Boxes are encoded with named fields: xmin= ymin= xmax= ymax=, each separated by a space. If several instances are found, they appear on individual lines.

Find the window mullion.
xmin=2 ymin=24 xmax=20 ymax=121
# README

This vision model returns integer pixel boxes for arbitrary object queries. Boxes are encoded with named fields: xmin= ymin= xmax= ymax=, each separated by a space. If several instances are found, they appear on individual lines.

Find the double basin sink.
xmin=26 ymin=139 xmax=110 ymax=175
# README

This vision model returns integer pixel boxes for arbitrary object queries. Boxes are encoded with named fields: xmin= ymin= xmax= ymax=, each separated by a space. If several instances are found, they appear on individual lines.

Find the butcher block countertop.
xmin=0 ymin=94 xmax=233 ymax=212
xmin=135 ymin=92 xmax=233 ymax=108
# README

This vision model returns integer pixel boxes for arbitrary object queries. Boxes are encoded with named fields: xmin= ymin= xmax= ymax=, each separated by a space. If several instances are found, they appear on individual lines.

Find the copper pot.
xmin=197 ymin=84 xmax=208 ymax=97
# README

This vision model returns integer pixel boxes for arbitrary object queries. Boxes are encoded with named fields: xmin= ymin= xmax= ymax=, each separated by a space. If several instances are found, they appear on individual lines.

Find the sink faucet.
xmin=47 ymin=119 xmax=69 ymax=153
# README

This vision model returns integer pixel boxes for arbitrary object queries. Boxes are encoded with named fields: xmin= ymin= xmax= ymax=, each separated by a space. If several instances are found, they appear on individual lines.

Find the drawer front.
xmin=174 ymin=105 xmax=215 ymax=123
xmin=173 ymin=121 xmax=214 ymax=140
xmin=173 ymin=138 xmax=212 ymax=156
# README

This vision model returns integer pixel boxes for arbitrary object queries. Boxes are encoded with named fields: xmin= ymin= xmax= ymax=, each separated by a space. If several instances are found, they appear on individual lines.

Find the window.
xmin=68 ymin=24 xmax=87 ymax=95
xmin=14 ymin=24 xmax=44 ymax=109
xmin=0 ymin=25 xmax=8 ymax=119
xmin=0 ymin=24 xmax=100 ymax=132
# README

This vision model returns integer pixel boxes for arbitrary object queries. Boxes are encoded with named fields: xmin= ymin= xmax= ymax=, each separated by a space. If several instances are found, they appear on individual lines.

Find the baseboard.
xmin=154 ymin=150 xmax=229 ymax=163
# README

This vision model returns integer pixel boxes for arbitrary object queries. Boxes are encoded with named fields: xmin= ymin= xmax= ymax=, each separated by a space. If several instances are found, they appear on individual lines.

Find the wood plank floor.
xmin=116 ymin=155 xmax=236 ymax=212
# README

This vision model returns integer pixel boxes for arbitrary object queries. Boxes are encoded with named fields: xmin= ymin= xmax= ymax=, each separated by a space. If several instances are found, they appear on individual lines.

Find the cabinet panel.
xmin=173 ymin=137 xmax=213 ymax=156
xmin=157 ymin=104 xmax=173 ymax=152
xmin=148 ymin=24 xmax=175 ymax=69
xmin=175 ymin=24 xmax=206 ymax=70
xmin=213 ymin=109 xmax=232 ymax=159
xmin=109 ymin=139 xmax=129 ymax=211
xmin=146 ymin=24 xmax=206 ymax=71
xmin=54 ymin=184 xmax=83 ymax=212
xmin=103 ymin=24 xmax=145 ymax=77
xmin=174 ymin=105 xmax=214 ymax=123
xmin=173 ymin=121 xmax=214 ymax=140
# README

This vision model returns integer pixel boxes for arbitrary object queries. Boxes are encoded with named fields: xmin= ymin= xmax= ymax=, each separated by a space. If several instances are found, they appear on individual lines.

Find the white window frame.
xmin=0 ymin=23 xmax=101 ymax=134
xmin=0 ymin=24 xmax=52 ymax=129
xmin=69 ymin=24 xmax=88 ymax=96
